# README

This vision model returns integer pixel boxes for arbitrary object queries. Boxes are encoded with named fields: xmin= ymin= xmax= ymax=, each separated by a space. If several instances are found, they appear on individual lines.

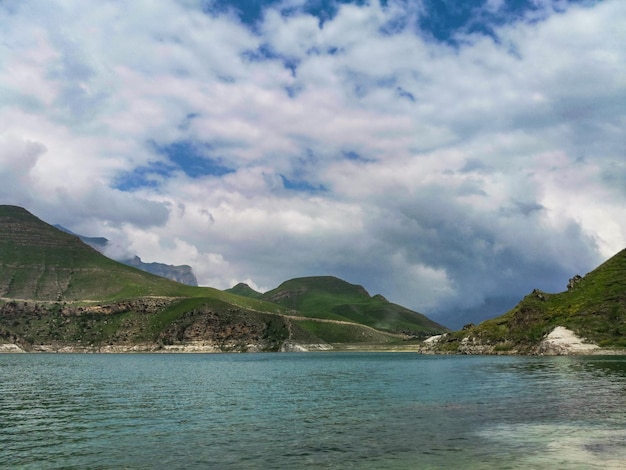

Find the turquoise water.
xmin=1 ymin=353 xmax=626 ymax=469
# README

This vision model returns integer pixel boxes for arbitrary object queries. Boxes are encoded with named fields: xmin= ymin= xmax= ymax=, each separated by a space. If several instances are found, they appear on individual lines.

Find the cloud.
xmin=1 ymin=0 xmax=624 ymax=328
xmin=0 ymin=134 xmax=45 ymax=205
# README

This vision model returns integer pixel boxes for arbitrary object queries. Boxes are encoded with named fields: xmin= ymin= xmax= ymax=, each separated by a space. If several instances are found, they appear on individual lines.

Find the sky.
xmin=1 ymin=0 xmax=624 ymax=328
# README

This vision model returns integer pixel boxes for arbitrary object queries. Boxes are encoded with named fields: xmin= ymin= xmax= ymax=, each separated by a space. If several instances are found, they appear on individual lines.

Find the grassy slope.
xmin=261 ymin=276 xmax=447 ymax=336
xmin=224 ymin=282 xmax=263 ymax=299
xmin=0 ymin=205 xmax=198 ymax=301
xmin=0 ymin=206 xmax=277 ymax=306
xmin=0 ymin=206 xmax=410 ymax=348
xmin=444 ymin=248 xmax=626 ymax=351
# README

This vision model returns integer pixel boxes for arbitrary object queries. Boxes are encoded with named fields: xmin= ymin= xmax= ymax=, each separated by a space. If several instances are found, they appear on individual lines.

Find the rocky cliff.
xmin=123 ymin=256 xmax=198 ymax=286
xmin=55 ymin=225 xmax=198 ymax=286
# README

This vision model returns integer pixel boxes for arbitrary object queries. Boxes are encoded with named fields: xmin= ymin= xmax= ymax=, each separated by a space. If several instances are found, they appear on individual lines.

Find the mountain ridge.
xmin=0 ymin=205 xmax=444 ymax=351
xmin=6 ymin=204 xmax=622 ymax=354
xmin=258 ymin=276 xmax=447 ymax=336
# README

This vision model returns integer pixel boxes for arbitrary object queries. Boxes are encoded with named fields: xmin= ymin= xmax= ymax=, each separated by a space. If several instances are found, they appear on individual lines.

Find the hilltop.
xmin=225 ymin=282 xmax=263 ymax=299
xmin=260 ymin=276 xmax=446 ymax=337
xmin=0 ymin=205 xmax=444 ymax=352
xmin=425 ymin=248 xmax=626 ymax=354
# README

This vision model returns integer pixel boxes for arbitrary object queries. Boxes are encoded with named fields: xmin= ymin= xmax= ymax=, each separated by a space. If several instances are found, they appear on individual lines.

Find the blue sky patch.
xmin=342 ymin=150 xmax=372 ymax=163
xmin=156 ymin=141 xmax=234 ymax=179
xmin=114 ymin=161 xmax=172 ymax=191
xmin=115 ymin=140 xmax=235 ymax=191
xmin=280 ymin=174 xmax=326 ymax=193
xmin=178 ymin=113 xmax=199 ymax=131
xmin=242 ymin=43 xmax=300 ymax=76
xmin=396 ymin=87 xmax=416 ymax=102
xmin=284 ymin=84 xmax=302 ymax=98
xmin=208 ymin=0 xmax=595 ymax=45
xmin=418 ymin=0 xmax=595 ymax=44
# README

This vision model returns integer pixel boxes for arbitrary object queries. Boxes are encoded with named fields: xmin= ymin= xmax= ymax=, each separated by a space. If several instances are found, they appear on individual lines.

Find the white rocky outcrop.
xmin=423 ymin=334 xmax=443 ymax=344
xmin=0 ymin=343 xmax=25 ymax=353
xmin=535 ymin=326 xmax=600 ymax=355
xmin=280 ymin=341 xmax=333 ymax=352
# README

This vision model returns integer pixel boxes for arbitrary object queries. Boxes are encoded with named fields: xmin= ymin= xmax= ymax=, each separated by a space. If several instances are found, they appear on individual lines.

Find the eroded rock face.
xmin=165 ymin=310 xmax=262 ymax=344
xmin=418 ymin=326 xmax=606 ymax=356
xmin=423 ymin=334 xmax=443 ymax=344
xmin=567 ymin=275 xmax=583 ymax=290
xmin=153 ymin=306 xmax=292 ymax=352
xmin=122 ymin=257 xmax=198 ymax=286
xmin=534 ymin=326 xmax=599 ymax=355
xmin=0 ymin=343 xmax=24 ymax=353
xmin=0 ymin=299 xmax=290 ymax=353
xmin=280 ymin=341 xmax=333 ymax=352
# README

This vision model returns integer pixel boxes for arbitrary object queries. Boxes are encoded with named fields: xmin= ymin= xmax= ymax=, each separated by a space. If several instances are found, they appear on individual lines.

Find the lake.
xmin=1 ymin=353 xmax=626 ymax=469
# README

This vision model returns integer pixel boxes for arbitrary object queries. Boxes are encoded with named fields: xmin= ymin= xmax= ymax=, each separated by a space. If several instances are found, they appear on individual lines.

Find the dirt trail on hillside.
xmin=227 ymin=300 xmax=409 ymax=339
xmin=282 ymin=314 xmax=407 ymax=338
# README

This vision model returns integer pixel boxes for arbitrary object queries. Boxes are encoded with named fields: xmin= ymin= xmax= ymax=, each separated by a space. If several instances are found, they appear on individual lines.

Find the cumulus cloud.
xmin=0 ymin=0 xmax=624 ymax=328
xmin=0 ymin=134 xmax=45 ymax=205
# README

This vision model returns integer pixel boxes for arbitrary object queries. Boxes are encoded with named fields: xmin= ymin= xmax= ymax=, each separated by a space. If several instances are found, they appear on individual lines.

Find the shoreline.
xmin=2 ymin=341 xmax=625 ymax=355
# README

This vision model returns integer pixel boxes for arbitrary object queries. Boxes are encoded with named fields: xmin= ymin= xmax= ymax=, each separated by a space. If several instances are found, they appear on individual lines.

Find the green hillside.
xmin=225 ymin=282 xmax=263 ymax=299
xmin=261 ymin=276 xmax=448 ymax=337
xmin=0 ymin=206 xmax=418 ymax=350
xmin=434 ymin=248 xmax=626 ymax=353
xmin=0 ymin=205 xmax=202 ymax=301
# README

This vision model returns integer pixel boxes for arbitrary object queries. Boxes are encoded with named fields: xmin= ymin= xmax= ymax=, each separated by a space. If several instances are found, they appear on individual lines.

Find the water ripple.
xmin=1 ymin=353 xmax=626 ymax=469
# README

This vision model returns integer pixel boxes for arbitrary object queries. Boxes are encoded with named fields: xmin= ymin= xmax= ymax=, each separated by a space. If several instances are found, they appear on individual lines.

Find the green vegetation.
xmin=261 ymin=276 xmax=447 ymax=337
xmin=224 ymin=282 xmax=263 ymax=299
xmin=0 ymin=205 xmax=445 ymax=351
xmin=9 ymin=204 xmax=623 ymax=354
xmin=0 ymin=298 xmax=291 ymax=351
xmin=294 ymin=319 xmax=399 ymax=344
xmin=438 ymin=248 xmax=626 ymax=352
xmin=0 ymin=205 xmax=199 ymax=301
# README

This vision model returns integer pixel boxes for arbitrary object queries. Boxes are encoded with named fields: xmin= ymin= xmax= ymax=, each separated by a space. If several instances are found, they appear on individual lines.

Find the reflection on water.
xmin=1 ymin=353 xmax=625 ymax=469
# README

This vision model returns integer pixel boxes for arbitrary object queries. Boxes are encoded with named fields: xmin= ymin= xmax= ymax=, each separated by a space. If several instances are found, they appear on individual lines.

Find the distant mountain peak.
xmin=124 ymin=256 xmax=197 ymax=286
xmin=54 ymin=225 xmax=109 ymax=249
xmin=225 ymin=282 xmax=263 ymax=299
xmin=260 ymin=275 xmax=447 ymax=337
xmin=54 ymin=225 xmax=197 ymax=286
xmin=271 ymin=276 xmax=371 ymax=298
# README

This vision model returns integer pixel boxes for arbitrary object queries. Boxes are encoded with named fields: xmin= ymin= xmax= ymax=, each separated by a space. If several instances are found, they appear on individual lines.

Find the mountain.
xmin=8 ymin=205 xmax=622 ymax=355
xmin=225 ymin=282 xmax=263 ymax=299
xmin=426 ymin=248 xmax=626 ymax=354
xmin=0 ymin=205 xmax=434 ymax=352
xmin=123 ymin=256 xmax=197 ymax=286
xmin=260 ymin=276 xmax=448 ymax=337
xmin=0 ymin=206 xmax=195 ymax=301
xmin=54 ymin=225 xmax=108 ymax=249
xmin=54 ymin=225 xmax=198 ymax=286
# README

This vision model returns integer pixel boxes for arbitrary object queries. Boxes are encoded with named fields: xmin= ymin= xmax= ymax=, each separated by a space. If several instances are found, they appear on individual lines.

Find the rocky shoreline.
xmin=2 ymin=326 xmax=625 ymax=355
xmin=0 ymin=340 xmax=335 ymax=354
xmin=418 ymin=326 xmax=626 ymax=356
